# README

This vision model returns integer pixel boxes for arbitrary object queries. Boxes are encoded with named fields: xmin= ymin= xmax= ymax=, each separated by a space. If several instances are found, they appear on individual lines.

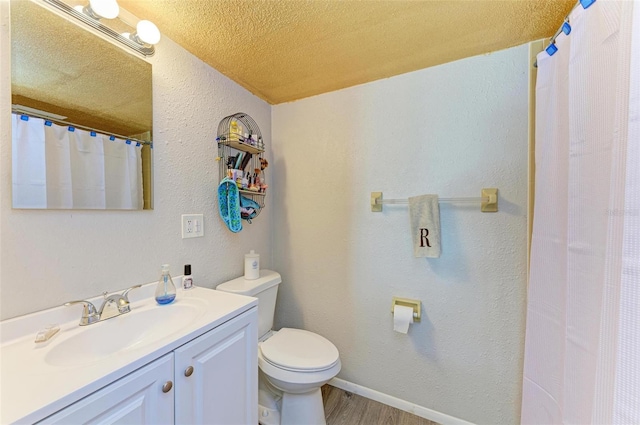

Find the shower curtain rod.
xmin=547 ymin=1 xmax=580 ymax=45
xmin=533 ymin=0 xmax=593 ymax=68
xmin=11 ymin=107 xmax=152 ymax=146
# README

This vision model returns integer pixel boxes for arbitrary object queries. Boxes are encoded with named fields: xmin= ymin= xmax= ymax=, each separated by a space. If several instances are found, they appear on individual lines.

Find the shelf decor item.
xmin=216 ymin=113 xmax=266 ymax=225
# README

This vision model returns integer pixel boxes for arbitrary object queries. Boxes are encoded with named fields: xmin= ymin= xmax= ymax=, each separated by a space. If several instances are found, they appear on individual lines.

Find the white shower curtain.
xmin=522 ymin=1 xmax=639 ymax=424
xmin=12 ymin=114 xmax=143 ymax=209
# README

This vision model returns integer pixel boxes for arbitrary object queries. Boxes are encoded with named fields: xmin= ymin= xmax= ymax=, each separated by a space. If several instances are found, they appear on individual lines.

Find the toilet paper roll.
xmin=393 ymin=305 xmax=414 ymax=334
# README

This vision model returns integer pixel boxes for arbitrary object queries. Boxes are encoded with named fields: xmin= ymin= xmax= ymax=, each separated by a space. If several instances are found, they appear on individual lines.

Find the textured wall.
xmin=271 ymin=44 xmax=529 ymax=424
xmin=0 ymin=3 xmax=272 ymax=320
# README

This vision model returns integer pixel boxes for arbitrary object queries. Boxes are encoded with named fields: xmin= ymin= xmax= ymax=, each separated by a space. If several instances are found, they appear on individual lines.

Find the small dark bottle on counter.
xmin=183 ymin=264 xmax=194 ymax=290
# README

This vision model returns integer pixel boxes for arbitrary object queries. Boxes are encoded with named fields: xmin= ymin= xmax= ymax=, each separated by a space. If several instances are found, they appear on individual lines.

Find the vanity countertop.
xmin=0 ymin=282 xmax=257 ymax=424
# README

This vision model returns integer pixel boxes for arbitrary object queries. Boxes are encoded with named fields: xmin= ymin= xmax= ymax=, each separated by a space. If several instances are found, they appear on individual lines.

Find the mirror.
xmin=11 ymin=0 xmax=153 ymax=209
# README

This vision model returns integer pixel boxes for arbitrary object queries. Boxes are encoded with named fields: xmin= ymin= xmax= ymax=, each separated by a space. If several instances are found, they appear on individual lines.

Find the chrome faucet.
xmin=65 ymin=284 xmax=141 ymax=326
xmin=64 ymin=300 xmax=99 ymax=326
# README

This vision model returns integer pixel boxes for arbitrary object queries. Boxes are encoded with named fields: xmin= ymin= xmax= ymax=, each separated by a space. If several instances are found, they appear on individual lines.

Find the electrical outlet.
xmin=182 ymin=214 xmax=204 ymax=238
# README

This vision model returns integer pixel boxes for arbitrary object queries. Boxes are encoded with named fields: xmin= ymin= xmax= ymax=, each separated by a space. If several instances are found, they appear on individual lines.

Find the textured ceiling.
xmin=119 ymin=0 xmax=575 ymax=104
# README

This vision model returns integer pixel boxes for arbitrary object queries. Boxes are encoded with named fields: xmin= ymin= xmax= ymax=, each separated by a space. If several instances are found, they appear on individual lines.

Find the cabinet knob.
xmin=162 ymin=381 xmax=173 ymax=393
xmin=184 ymin=366 xmax=194 ymax=377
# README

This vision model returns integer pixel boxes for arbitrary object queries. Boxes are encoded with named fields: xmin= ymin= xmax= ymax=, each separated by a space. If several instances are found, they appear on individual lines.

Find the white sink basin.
xmin=45 ymin=301 xmax=201 ymax=367
xmin=1 ymin=284 xmax=258 ymax=425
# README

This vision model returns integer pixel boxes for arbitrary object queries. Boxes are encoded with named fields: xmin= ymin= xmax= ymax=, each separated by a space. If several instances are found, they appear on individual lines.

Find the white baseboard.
xmin=328 ymin=378 xmax=475 ymax=425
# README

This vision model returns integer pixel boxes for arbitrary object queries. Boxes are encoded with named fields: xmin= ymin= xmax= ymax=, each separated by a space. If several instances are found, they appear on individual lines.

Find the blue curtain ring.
xmin=546 ymin=43 xmax=559 ymax=57
xmin=580 ymin=0 xmax=596 ymax=9
xmin=562 ymin=21 xmax=571 ymax=35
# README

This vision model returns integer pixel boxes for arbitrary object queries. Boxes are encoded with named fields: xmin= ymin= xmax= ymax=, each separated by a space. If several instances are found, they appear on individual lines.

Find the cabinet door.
xmin=40 ymin=353 xmax=175 ymax=425
xmin=174 ymin=308 xmax=258 ymax=425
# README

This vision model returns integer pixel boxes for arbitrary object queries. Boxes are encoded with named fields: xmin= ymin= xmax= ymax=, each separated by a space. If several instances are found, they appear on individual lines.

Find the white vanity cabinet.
xmin=38 ymin=308 xmax=258 ymax=425
xmin=40 ymin=353 xmax=175 ymax=424
xmin=174 ymin=306 xmax=258 ymax=424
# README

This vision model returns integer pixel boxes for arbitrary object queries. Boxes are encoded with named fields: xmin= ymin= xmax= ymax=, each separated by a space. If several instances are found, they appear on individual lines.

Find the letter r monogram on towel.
xmin=419 ymin=228 xmax=431 ymax=247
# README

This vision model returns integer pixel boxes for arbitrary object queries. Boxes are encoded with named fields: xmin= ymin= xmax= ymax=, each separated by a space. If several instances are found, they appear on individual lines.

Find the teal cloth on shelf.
xmin=218 ymin=177 xmax=242 ymax=233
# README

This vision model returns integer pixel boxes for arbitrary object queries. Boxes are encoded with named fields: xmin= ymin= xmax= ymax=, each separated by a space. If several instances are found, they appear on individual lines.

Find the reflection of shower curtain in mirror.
xmin=11 ymin=114 xmax=143 ymax=209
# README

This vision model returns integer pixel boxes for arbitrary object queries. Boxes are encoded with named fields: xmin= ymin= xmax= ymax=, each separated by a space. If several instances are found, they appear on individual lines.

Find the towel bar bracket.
xmin=371 ymin=192 xmax=383 ymax=212
xmin=481 ymin=188 xmax=498 ymax=212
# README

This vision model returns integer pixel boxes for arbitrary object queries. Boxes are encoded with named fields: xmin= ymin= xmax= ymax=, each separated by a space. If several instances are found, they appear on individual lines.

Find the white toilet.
xmin=216 ymin=270 xmax=341 ymax=425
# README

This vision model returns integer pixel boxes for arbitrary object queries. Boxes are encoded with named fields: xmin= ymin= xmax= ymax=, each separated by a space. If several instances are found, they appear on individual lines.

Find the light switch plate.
xmin=182 ymin=214 xmax=204 ymax=238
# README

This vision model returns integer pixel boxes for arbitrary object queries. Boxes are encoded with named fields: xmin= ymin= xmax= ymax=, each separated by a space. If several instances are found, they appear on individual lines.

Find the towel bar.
xmin=371 ymin=188 xmax=498 ymax=212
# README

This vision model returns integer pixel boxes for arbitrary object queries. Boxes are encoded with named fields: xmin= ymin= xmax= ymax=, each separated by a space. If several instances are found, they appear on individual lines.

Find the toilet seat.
xmin=260 ymin=328 xmax=339 ymax=373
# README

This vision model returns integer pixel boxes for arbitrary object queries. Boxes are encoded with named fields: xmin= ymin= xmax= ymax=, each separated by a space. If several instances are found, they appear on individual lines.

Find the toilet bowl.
xmin=216 ymin=271 xmax=341 ymax=425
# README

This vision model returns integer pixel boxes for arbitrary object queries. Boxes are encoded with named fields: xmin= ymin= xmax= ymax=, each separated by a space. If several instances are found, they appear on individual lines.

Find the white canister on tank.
xmin=244 ymin=250 xmax=260 ymax=280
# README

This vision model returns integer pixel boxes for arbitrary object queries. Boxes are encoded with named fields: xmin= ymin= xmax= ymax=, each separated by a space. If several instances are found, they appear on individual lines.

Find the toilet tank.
xmin=216 ymin=270 xmax=281 ymax=339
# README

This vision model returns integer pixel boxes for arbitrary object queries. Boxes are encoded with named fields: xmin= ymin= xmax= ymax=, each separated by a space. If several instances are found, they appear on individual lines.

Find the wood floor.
xmin=322 ymin=385 xmax=440 ymax=425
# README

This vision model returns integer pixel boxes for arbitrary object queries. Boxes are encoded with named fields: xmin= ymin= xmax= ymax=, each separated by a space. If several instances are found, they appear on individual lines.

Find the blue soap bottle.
xmin=155 ymin=264 xmax=177 ymax=305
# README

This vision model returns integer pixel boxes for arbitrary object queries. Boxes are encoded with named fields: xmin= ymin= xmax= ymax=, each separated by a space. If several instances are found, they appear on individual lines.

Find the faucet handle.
xmin=122 ymin=284 xmax=142 ymax=302
xmin=64 ymin=300 xmax=99 ymax=326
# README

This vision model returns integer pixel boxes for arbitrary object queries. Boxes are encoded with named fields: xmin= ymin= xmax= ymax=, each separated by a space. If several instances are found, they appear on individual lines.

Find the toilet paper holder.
xmin=391 ymin=297 xmax=421 ymax=322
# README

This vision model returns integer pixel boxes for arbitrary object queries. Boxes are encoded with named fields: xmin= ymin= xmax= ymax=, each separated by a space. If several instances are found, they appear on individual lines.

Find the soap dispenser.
xmin=155 ymin=264 xmax=177 ymax=305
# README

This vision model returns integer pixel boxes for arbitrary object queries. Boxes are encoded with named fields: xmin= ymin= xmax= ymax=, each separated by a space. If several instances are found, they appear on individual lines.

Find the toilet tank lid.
xmin=216 ymin=270 xmax=281 ymax=296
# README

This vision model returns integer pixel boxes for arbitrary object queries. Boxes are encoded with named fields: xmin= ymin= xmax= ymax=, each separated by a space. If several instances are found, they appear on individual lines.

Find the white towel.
xmin=408 ymin=195 xmax=441 ymax=258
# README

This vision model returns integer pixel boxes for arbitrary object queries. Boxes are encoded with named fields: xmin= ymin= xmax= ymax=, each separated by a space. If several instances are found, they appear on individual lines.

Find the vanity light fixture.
xmin=127 ymin=20 xmax=161 ymax=45
xmin=43 ymin=0 xmax=159 ymax=57
xmin=80 ymin=0 xmax=120 ymax=20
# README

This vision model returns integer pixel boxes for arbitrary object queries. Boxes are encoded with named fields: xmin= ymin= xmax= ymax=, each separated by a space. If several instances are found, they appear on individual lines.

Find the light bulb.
xmin=136 ymin=20 xmax=161 ymax=45
xmin=88 ymin=0 xmax=119 ymax=19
